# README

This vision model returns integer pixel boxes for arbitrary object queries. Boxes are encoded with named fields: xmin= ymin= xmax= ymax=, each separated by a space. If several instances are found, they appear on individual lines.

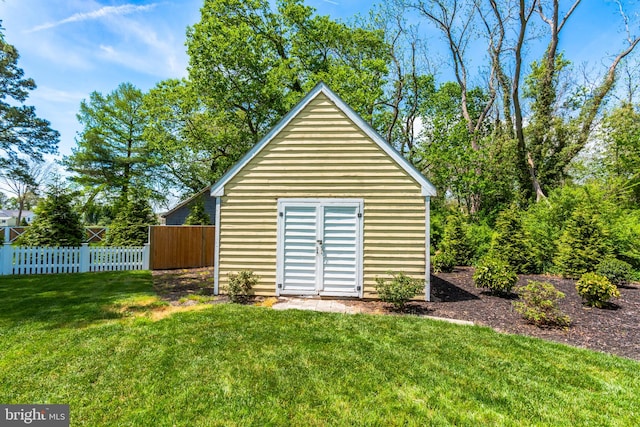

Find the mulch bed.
xmin=151 ymin=267 xmax=640 ymax=361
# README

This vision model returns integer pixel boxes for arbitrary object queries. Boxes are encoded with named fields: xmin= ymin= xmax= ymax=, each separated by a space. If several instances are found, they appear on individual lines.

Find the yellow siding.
xmin=219 ymin=93 xmax=426 ymax=297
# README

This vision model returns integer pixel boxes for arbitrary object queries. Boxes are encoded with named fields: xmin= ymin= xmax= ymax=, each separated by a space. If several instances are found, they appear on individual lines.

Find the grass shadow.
xmin=0 ymin=271 xmax=154 ymax=329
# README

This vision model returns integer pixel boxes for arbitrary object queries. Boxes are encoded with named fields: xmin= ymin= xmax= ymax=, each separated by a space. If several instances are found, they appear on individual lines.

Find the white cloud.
xmin=29 ymin=86 xmax=87 ymax=105
xmin=27 ymin=3 xmax=159 ymax=33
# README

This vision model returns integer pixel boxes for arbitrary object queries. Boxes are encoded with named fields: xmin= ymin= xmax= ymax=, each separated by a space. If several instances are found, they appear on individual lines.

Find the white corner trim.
xmin=424 ymin=197 xmax=431 ymax=302
xmin=213 ymin=197 xmax=221 ymax=295
xmin=211 ymin=186 xmax=224 ymax=197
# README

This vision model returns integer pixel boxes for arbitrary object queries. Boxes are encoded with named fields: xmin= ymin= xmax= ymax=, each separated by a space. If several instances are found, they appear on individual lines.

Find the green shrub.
xmin=576 ymin=272 xmax=620 ymax=308
xmin=466 ymin=221 xmax=493 ymax=263
xmin=375 ymin=272 xmax=424 ymax=310
xmin=18 ymin=183 xmax=85 ymax=247
xmin=226 ymin=270 xmax=259 ymax=303
xmin=440 ymin=214 xmax=473 ymax=266
xmin=553 ymin=207 xmax=610 ymax=279
xmin=489 ymin=205 xmax=535 ymax=274
xmin=596 ymin=258 xmax=634 ymax=286
xmin=513 ymin=281 xmax=570 ymax=327
xmin=473 ymin=257 xmax=518 ymax=296
xmin=432 ymin=251 xmax=455 ymax=273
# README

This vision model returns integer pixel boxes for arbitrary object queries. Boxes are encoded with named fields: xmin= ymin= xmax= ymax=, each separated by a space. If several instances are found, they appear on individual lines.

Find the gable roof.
xmin=160 ymin=185 xmax=211 ymax=218
xmin=210 ymin=82 xmax=436 ymax=197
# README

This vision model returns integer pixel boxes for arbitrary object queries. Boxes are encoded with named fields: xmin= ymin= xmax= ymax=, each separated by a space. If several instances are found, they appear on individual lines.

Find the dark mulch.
xmin=420 ymin=267 xmax=639 ymax=361
xmin=151 ymin=267 xmax=640 ymax=361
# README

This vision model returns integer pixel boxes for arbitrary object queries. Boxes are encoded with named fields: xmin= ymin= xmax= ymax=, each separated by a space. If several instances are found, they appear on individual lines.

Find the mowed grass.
xmin=0 ymin=272 xmax=639 ymax=426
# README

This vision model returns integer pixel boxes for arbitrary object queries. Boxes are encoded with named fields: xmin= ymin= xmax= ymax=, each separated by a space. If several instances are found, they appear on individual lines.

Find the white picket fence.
xmin=0 ymin=243 xmax=150 ymax=276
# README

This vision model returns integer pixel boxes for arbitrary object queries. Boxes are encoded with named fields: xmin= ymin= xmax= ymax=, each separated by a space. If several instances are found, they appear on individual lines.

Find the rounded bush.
xmin=432 ymin=251 xmax=455 ymax=273
xmin=596 ymin=258 xmax=634 ymax=286
xmin=576 ymin=272 xmax=620 ymax=308
xmin=473 ymin=257 xmax=518 ymax=296
xmin=514 ymin=281 xmax=570 ymax=327
xmin=375 ymin=272 xmax=424 ymax=310
xmin=226 ymin=270 xmax=259 ymax=303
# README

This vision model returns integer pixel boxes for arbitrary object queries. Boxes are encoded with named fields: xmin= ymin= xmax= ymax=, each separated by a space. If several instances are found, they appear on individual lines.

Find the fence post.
xmin=142 ymin=243 xmax=150 ymax=270
xmin=80 ymin=243 xmax=90 ymax=273
xmin=4 ymin=227 xmax=9 ymax=244
xmin=1 ymin=242 xmax=13 ymax=276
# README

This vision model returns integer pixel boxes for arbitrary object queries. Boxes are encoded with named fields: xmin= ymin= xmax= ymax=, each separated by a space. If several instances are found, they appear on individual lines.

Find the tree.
xmin=553 ymin=206 xmax=610 ymax=279
xmin=18 ymin=182 xmax=84 ymax=247
xmin=64 ymin=83 xmax=155 ymax=205
xmin=0 ymin=191 xmax=7 ymax=208
xmin=106 ymin=189 xmax=157 ymax=246
xmin=143 ymin=79 xmax=246 ymax=196
xmin=184 ymin=196 xmax=211 ymax=225
xmin=0 ymin=24 xmax=59 ymax=174
xmin=0 ymin=160 xmax=53 ymax=223
xmin=600 ymin=102 xmax=640 ymax=204
xmin=186 ymin=0 xmax=389 ymax=149
xmin=489 ymin=204 xmax=534 ymax=273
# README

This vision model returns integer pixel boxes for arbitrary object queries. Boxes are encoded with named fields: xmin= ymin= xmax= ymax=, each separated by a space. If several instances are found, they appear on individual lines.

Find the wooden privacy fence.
xmin=149 ymin=226 xmax=215 ymax=270
xmin=0 ymin=243 xmax=149 ymax=276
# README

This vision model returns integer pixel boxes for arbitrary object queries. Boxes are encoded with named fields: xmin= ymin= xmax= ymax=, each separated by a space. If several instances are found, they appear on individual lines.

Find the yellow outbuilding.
xmin=211 ymin=83 xmax=436 ymax=300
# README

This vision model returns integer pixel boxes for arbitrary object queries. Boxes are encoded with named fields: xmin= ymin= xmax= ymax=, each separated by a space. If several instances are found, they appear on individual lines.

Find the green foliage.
xmin=106 ymin=190 xmax=157 ymax=246
xmin=576 ymin=272 xmax=620 ymax=308
xmin=473 ymin=257 xmax=518 ymax=296
xmin=432 ymin=251 xmax=455 ymax=273
xmin=488 ymin=205 xmax=534 ymax=274
xmin=513 ymin=281 xmax=570 ymax=328
xmin=466 ymin=221 xmax=493 ymax=263
xmin=226 ymin=270 xmax=259 ymax=303
xmin=143 ymin=79 xmax=241 ymax=194
xmin=18 ymin=183 xmax=84 ymax=247
xmin=186 ymin=0 xmax=388 ymax=148
xmin=554 ymin=207 xmax=610 ymax=279
xmin=600 ymin=103 xmax=640 ymax=205
xmin=596 ymin=258 xmax=634 ymax=287
xmin=184 ymin=196 xmax=211 ymax=225
xmin=440 ymin=214 xmax=473 ymax=266
xmin=374 ymin=272 xmax=424 ymax=310
xmin=64 ymin=83 xmax=156 ymax=204
xmin=0 ymin=27 xmax=59 ymax=174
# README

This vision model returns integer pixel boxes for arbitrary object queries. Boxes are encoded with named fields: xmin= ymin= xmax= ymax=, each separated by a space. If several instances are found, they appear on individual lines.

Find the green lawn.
xmin=0 ymin=272 xmax=638 ymax=426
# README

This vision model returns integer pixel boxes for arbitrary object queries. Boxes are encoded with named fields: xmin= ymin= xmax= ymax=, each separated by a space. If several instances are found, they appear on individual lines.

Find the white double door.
xmin=277 ymin=199 xmax=363 ymax=297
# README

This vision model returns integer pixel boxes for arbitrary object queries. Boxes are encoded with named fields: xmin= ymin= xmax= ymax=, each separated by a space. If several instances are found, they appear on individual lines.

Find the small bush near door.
xmin=513 ymin=281 xmax=570 ymax=328
xmin=226 ymin=271 xmax=259 ymax=303
xmin=375 ymin=272 xmax=424 ymax=311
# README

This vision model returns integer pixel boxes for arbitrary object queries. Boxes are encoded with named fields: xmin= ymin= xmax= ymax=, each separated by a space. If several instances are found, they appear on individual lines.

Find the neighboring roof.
xmin=160 ymin=186 xmax=211 ymax=218
xmin=210 ymin=82 xmax=437 ymax=198
xmin=0 ymin=209 xmax=34 ymax=218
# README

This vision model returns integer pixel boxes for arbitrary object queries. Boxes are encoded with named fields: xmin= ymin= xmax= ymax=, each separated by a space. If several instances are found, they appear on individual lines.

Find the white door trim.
xmin=276 ymin=198 xmax=364 ymax=298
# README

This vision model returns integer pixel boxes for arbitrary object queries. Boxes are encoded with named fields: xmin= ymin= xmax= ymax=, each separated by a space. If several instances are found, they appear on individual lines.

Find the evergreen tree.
xmin=184 ymin=196 xmax=211 ymax=225
xmin=554 ymin=207 xmax=610 ymax=279
xmin=0 ymin=25 xmax=59 ymax=174
xmin=489 ymin=205 xmax=534 ymax=274
xmin=440 ymin=214 xmax=473 ymax=266
xmin=107 ymin=190 xmax=157 ymax=246
xmin=18 ymin=184 xmax=84 ymax=247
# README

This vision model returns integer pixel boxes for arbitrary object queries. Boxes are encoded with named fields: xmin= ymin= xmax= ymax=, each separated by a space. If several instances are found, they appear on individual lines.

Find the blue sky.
xmin=0 ymin=0 xmax=635 ymax=161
